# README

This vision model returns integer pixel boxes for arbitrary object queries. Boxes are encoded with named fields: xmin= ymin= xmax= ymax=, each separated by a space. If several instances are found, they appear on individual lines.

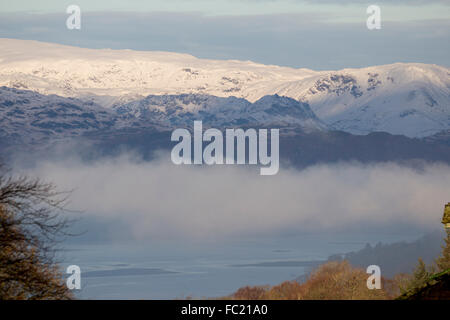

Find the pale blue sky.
xmin=0 ymin=1 xmax=448 ymax=69
xmin=1 ymin=0 xmax=449 ymax=21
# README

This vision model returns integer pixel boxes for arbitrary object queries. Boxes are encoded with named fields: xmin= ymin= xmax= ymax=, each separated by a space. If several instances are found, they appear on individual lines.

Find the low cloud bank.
xmin=22 ymin=154 xmax=450 ymax=240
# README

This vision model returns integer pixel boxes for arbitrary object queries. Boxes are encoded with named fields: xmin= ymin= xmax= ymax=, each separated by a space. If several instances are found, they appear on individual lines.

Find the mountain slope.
xmin=115 ymin=93 xmax=326 ymax=130
xmin=0 ymin=38 xmax=449 ymax=137
xmin=288 ymin=64 xmax=450 ymax=137
xmin=1 ymin=89 xmax=450 ymax=169
xmin=0 ymin=88 xmax=326 ymax=145
xmin=0 ymin=86 xmax=121 ymax=144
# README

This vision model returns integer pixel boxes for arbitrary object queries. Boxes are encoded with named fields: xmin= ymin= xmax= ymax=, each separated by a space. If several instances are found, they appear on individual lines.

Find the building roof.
xmin=443 ymin=202 xmax=450 ymax=225
xmin=397 ymin=268 xmax=450 ymax=300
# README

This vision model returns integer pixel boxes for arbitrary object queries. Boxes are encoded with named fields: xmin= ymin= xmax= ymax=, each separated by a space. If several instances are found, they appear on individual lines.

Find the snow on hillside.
xmin=0 ymin=38 xmax=449 ymax=137
xmin=0 ymin=38 xmax=314 ymax=104
xmin=115 ymin=94 xmax=326 ymax=130
xmin=0 ymin=87 xmax=326 ymax=145
xmin=0 ymin=86 xmax=126 ymax=143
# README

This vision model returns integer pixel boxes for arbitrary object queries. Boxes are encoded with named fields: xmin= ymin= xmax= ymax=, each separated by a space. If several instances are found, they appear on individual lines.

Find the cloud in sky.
xmin=23 ymin=153 xmax=450 ymax=241
xmin=0 ymin=11 xmax=448 ymax=70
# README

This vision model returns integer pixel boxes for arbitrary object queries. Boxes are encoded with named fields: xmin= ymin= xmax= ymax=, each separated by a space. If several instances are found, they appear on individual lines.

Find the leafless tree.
xmin=0 ymin=164 xmax=74 ymax=299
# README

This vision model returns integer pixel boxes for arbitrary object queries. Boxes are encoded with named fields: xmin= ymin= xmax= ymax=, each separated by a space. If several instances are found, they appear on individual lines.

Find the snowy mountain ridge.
xmin=114 ymin=93 xmax=326 ymax=130
xmin=0 ymin=87 xmax=325 ymax=145
xmin=0 ymin=38 xmax=449 ymax=137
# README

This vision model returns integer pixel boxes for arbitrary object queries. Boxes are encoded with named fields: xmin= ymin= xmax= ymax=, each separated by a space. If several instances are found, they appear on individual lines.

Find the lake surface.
xmin=60 ymin=232 xmax=419 ymax=299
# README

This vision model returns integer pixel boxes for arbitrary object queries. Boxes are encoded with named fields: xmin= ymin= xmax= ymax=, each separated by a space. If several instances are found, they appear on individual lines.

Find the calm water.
xmin=60 ymin=232 xmax=419 ymax=299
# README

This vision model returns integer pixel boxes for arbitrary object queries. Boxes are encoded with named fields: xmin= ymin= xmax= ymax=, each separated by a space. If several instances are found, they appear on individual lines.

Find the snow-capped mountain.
xmin=285 ymin=64 xmax=450 ymax=137
xmin=0 ymin=38 xmax=449 ymax=137
xmin=0 ymin=86 xmax=124 ymax=144
xmin=114 ymin=93 xmax=326 ymax=130
xmin=0 ymin=87 xmax=325 ymax=144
